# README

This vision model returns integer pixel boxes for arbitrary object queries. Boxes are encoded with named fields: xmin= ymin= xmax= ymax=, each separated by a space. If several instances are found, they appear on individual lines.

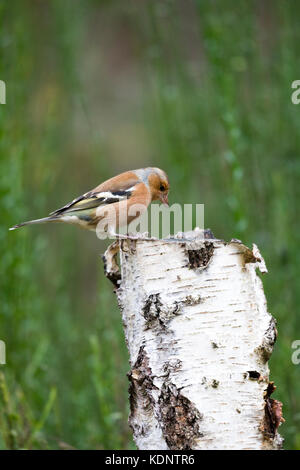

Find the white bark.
xmin=103 ymin=230 xmax=284 ymax=450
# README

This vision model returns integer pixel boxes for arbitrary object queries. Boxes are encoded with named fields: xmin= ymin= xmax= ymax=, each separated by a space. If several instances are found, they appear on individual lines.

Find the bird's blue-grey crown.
xmin=134 ymin=167 xmax=168 ymax=187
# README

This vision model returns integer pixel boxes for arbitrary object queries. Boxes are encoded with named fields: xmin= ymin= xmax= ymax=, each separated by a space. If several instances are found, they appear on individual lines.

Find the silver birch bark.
xmin=103 ymin=230 xmax=284 ymax=450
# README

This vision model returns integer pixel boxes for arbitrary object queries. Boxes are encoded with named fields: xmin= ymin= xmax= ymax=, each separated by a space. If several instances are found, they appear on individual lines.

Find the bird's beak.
xmin=160 ymin=193 xmax=169 ymax=207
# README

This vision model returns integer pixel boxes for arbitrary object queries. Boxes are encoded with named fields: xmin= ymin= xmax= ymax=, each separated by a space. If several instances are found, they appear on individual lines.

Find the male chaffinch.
xmin=9 ymin=167 xmax=170 ymax=239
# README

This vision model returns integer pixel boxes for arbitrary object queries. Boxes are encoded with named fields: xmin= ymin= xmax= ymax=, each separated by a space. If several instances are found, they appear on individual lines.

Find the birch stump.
xmin=103 ymin=230 xmax=284 ymax=450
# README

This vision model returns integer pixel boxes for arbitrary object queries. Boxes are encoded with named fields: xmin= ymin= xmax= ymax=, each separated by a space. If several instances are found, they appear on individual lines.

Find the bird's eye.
xmin=160 ymin=184 xmax=165 ymax=191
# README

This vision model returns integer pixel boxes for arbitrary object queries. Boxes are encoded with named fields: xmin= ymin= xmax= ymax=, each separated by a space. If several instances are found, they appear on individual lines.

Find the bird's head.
xmin=147 ymin=167 xmax=170 ymax=206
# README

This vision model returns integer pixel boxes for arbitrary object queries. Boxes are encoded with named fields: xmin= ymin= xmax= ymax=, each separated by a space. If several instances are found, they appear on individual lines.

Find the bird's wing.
xmin=50 ymin=188 xmax=134 ymax=216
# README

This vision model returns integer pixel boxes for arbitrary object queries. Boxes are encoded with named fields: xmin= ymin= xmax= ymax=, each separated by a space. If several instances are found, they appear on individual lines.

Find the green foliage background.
xmin=0 ymin=0 xmax=299 ymax=449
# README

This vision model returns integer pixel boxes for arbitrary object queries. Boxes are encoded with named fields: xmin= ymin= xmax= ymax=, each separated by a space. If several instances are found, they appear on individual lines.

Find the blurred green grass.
xmin=0 ymin=0 xmax=300 ymax=449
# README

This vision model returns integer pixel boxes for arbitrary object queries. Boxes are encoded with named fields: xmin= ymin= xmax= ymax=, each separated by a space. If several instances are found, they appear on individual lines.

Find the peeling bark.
xmin=261 ymin=382 xmax=285 ymax=444
xmin=158 ymin=382 xmax=203 ymax=450
xmin=127 ymin=346 xmax=157 ymax=439
xmin=103 ymin=229 xmax=284 ymax=450
xmin=102 ymin=241 xmax=121 ymax=288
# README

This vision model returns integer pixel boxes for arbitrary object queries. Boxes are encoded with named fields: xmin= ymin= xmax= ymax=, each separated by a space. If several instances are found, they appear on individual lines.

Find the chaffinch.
xmin=9 ymin=167 xmax=170 ymax=239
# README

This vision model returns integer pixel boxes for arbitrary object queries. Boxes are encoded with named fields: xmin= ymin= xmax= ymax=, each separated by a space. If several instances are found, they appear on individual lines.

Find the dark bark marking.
xmin=142 ymin=294 xmax=163 ymax=326
xmin=128 ymin=346 xmax=157 ymax=436
xmin=186 ymin=242 xmax=214 ymax=270
xmin=163 ymin=359 xmax=182 ymax=375
xmin=183 ymin=295 xmax=202 ymax=305
xmin=102 ymin=241 xmax=121 ymax=288
xmin=158 ymin=383 xmax=203 ymax=450
xmin=261 ymin=381 xmax=284 ymax=441
xmin=247 ymin=370 xmax=261 ymax=380
xmin=142 ymin=294 xmax=181 ymax=329
xmin=203 ymin=228 xmax=216 ymax=239
xmin=102 ymin=254 xmax=121 ymax=287
xmin=255 ymin=317 xmax=278 ymax=362
xmin=229 ymin=239 xmax=259 ymax=264
xmin=211 ymin=379 xmax=219 ymax=388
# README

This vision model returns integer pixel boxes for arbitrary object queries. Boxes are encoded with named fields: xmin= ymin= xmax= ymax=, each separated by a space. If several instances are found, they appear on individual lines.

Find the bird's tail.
xmin=9 ymin=216 xmax=59 ymax=231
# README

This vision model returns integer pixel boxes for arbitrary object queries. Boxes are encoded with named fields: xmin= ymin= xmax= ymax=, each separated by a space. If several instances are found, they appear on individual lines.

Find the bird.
xmin=9 ymin=167 xmax=170 ymax=240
